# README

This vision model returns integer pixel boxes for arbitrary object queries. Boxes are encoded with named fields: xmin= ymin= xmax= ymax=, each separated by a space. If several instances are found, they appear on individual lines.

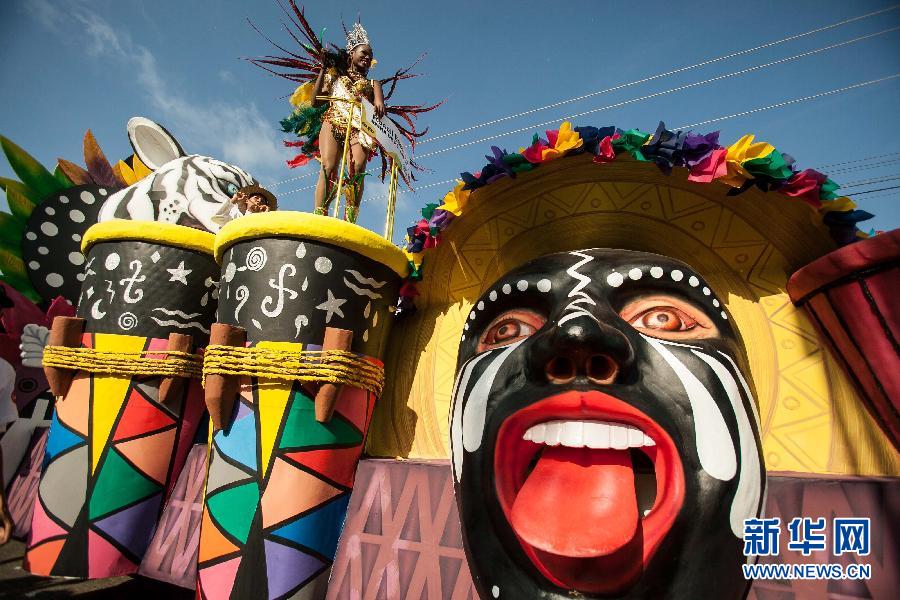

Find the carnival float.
xmin=0 ymin=2 xmax=896 ymax=599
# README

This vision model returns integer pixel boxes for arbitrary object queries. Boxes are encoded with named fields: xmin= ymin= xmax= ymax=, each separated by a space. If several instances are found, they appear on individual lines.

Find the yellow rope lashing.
xmin=202 ymin=345 xmax=384 ymax=396
xmin=42 ymin=346 xmax=203 ymax=378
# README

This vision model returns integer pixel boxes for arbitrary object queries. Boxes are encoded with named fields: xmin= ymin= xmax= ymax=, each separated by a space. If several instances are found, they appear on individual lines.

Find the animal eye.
xmin=619 ymin=295 xmax=718 ymax=340
xmin=477 ymin=309 xmax=546 ymax=352
xmin=222 ymin=181 xmax=239 ymax=196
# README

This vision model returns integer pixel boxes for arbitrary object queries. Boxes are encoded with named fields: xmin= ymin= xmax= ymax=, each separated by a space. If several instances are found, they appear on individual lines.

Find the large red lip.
xmin=494 ymin=391 xmax=684 ymax=594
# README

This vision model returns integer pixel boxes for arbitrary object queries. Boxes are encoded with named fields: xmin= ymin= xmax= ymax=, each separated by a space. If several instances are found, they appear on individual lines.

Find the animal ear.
xmin=126 ymin=117 xmax=186 ymax=169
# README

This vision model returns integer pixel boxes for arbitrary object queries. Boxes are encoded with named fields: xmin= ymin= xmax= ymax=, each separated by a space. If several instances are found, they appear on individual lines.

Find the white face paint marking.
xmin=489 ymin=290 xmax=498 ymax=301
xmin=670 ymin=269 xmax=684 ymax=282
xmin=692 ymin=350 xmax=762 ymax=538
xmin=628 ymin=268 xmax=642 ymax=280
xmin=502 ymin=284 xmax=512 ymax=294
xmin=462 ymin=341 xmax=525 ymax=456
xmin=606 ymin=272 xmax=624 ymax=287
xmin=688 ymin=276 xmax=699 ymax=287
xmin=516 ymin=280 xmax=528 ymax=291
xmin=650 ymin=266 xmax=664 ymax=278
xmin=643 ymin=335 xmax=737 ymax=481
xmin=450 ymin=351 xmax=495 ymax=480
xmin=536 ymin=278 xmax=552 ymax=292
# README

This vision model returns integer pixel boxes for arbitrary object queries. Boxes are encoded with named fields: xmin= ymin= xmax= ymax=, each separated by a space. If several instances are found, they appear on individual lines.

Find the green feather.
xmin=0 ymin=211 xmax=24 ymax=241
xmin=0 ymin=273 xmax=40 ymax=302
xmin=0 ymin=177 xmax=42 ymax=205
xmin=53 ymin=165 xmax=74 ymax=188
xmin=0 ymin=135 xmax=63 ymax=199
xmin=0 ymin=246 xmax=27 ymax=280
xmin=6 ymin=187 xmax=35 ymax=221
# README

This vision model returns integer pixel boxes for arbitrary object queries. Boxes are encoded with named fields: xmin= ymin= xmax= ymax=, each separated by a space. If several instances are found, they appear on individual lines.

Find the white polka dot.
xmin=224 ymin=262 xmax=237 ymax=282
xmin=489 ymin=290 xmax=498 ymax=301
xmin=68 ymin=251 xmax=84 ymax=266
xmin=688 ymin=276 xmax=699 ymax=287
xmin=650 ymin=266 xmax=663 ymax=278
xmin=721 ymin=311 xmax=728 ymax=320
xmin=76 ymin=272 xmax=85 ymax=281
xmin=38 ymin=246 xmax=48 ymax=255
xmin=713 ymin=299 xmax=720 ymax=307
xmin=99 ymin=188 xmax=107 ymax=196
xmin=670 ymin=269 xmax=683 ymax=282
xmin=296 ymin=243 xmax=306 ymax=258
xmin=469 ymin=311 xmax=476 ymax=320
xmin=80 ymin=191 xmax=96 ymax=204
xmin=104 ymin=252 xmax=120 ymax=270
xmin=45 ymin=273 xmax=64 ymax=288
xmin=28 ymin=261 xmax=39 ymax=270
xmin=702 ymin=287 xmax=711 ymax=296
xmin=40 ymin=222 xmax=58 ymax=236
xmin=59 ymin=195 xmax=69 ymax=204
xmin=72 ymin=233 xmax=81 ymax=242
xmin=69 ymin=209 xmax=85 ymax=223
xmin=537 ymin=278 xmax=552 ymax=292
xmin=606 ymin=272 xmax=624 ymax=287
xmin=502 ymin=284 xmax=512 ymax=294
xmin=491 ymin=586 xmax=500 ymax=598
xmin=628 ymin=268 xmax=642 ymax=280
xmin=45 ymin=206 xmax=55 ymax=215
xmin=463 ymin=323 xmax=469 ymax=331
xmin=477 ymin=301 xmax=485 ymax=311
xmin=461 ymin=335 xmax=465 ymax=341
xmin=25 ymin=231 xmax=37 ymax=241
xmin=314 ymin=256 xmax=332 ymax=274
xmin=517 ymin=280 xmax=528 ymax=291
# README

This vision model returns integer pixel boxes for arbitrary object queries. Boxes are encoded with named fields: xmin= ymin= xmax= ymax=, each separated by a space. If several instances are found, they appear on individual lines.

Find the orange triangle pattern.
xmin=57 ymin=372 xmax=90 ymax=436
xmin=261 ymin=458 xmax=343 ymax=529
xmin=199 ymin=507 xmax=240 ymax=562
xmin=115 ymin=427 xmax=177 ymax=484
xmin=113 ymin=388 xmax=176 ymax=442
xmin=282 ymin=447 xmax=362 ymax=489
xmin=24 ymin=537 xmax=66 ymax=575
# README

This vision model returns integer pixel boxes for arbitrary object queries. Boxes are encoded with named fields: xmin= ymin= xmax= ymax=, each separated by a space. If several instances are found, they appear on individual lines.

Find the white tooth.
xmin=523 ymin=428 xmax=533 ymax=441
xmin=628 ymin=427 xmax=644 ymax=448
xmin=561 ymin=421 xmax=584 ymax=448
xmin=584 ymin=422 xmax=610 ymax=449
xmin=643 ymin=434 xmax=656 ymax=447
xmin=544 ymin=422 xmax=561 ymax=446
xmin=611 ymin=425 xmax=629 ymax=449
xmin=643 ymin=509 xmax=651 ymax=517
xmin=531 ymin=423 xmax=546 ymax=444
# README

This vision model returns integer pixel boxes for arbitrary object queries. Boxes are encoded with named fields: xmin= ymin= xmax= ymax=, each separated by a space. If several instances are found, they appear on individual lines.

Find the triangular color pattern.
xmin=114 ymin=428 xmax=177 ymax=485
xmin=89 ymin=448 xmax=162 ymax=520
xmin=112 ymin=388 xmax=176 ymax=442
xmin=282 ymin=447 xmax=362 ymax=489
xmin=264 ymin=539 xmax=326 ymax=599
xmin=269 ymin=494 xmax=350 ymax=559
xmin=199 ymin=555 xmax=241 ymax=600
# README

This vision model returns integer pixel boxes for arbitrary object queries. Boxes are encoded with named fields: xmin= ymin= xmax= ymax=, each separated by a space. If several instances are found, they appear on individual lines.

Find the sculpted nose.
xmin=532 ymin=315 xmax=634 ymax=385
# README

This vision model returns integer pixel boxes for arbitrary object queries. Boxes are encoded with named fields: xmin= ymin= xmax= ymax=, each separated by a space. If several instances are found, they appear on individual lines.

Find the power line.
xmin=674 ymin=73 xmax=900 ymax=129
xmin=838 ymin=173 xmax=900 ymax=188
xmin=826 ymin=157 xmax=900 ymax=174
xmin=849 ymin=184 xmax=900 ymax=195
xmin=272 ymin=170 xmax=317 ymax=188
xmin=418 ymin=4 xmax=900 ymax=145
xmin=416 ymin=27 xmax=900 ymax=160
xmin=816 ymin=151 xmax=900 ymax=170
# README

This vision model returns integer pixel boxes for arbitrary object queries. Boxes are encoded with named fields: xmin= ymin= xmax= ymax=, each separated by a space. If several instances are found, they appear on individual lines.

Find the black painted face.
xmin=450 ymin=249 xmax=765 ymax=600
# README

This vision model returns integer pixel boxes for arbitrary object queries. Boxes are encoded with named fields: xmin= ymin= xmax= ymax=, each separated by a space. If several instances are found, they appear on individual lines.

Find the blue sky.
xmin=2 ymin=0 xmax=899 ymax=241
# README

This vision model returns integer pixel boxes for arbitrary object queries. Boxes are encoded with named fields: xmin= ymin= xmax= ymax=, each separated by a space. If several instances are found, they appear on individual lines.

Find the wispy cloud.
xmin=31 ymin=1 xmax=288 ymax=186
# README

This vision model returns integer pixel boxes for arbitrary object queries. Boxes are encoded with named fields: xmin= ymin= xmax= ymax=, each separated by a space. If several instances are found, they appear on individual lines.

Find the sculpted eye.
xmin=222 ymin=181 xmax=239 ymax=196
xmin=631 ymin=307 xmax=697 ymax=332
xmin=477 ymin=309 xmax=546 ymax=352
xmin=619 ymin=295 xmax=718 ymax=340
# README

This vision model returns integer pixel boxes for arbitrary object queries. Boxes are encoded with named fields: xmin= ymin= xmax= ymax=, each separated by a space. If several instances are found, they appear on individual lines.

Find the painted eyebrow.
xmin=603 ymin=264 xmax=729 ymax=322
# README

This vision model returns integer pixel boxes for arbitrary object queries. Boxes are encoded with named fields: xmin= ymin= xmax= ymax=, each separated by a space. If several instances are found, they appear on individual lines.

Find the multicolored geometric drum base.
xmin=24 ymin=332 xmax=206 ymax=578
xmin=197 ymin=364 xmax=377 ymax=600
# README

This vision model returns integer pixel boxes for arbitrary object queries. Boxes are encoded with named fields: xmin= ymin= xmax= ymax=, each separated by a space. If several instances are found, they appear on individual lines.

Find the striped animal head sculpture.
xmin=450 ymin=249 xmax=765 ymax=600
xmin=98 ymin=117 xmax=262 ymax=232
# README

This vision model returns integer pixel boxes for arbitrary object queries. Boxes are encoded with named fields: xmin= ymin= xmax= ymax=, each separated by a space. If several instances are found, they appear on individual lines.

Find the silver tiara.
xmin=345 ymin=22 xmax=370 ymax=51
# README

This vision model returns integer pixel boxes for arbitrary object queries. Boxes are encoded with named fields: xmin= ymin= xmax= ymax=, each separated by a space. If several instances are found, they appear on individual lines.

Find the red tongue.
xmin=509 ymin=446 xmax=638 ymax=557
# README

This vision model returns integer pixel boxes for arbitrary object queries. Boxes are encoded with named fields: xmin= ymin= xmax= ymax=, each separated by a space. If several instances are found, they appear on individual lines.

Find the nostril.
xmin=586 ymin=354 xmax=618 ymax=384
xmin=545 ymin=356 xmax=576 ymax=384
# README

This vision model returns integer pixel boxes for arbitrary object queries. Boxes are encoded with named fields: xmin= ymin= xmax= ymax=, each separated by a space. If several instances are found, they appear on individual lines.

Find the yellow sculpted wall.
xmin=370 ymin=155 xmax=899 ymax=477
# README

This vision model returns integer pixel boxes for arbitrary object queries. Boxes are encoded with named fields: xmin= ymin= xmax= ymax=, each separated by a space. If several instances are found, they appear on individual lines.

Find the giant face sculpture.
xmin=450 ymin=249 xmax=765 ymax=599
